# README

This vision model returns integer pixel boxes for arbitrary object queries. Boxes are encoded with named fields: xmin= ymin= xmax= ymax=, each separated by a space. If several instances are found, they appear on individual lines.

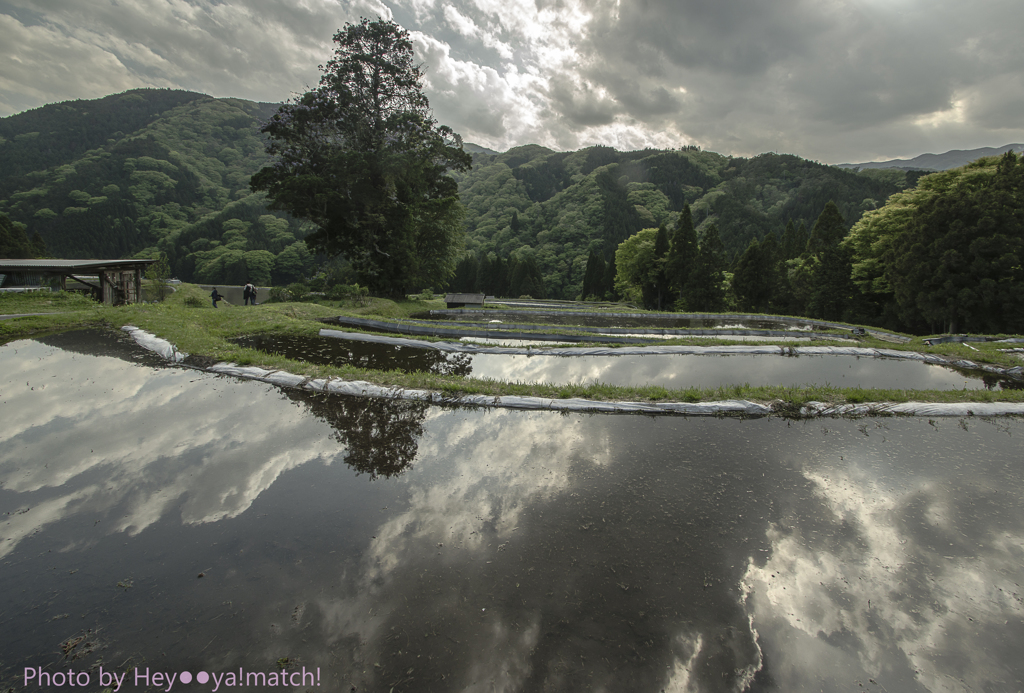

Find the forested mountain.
xmin=0 ymin=89 xmax=314 ymax=285
xmin=450 ymin=145 xmax=924 ymax=299
xmin=3 ymin=89 xmax=927 ymax=296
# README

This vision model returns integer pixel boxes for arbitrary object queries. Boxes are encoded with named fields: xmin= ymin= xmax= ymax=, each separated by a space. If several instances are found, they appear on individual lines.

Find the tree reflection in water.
xmin=289 ymin=391 xmax=429 ymax=479
xmin=416 ymin=349 xmax=473 ymax=377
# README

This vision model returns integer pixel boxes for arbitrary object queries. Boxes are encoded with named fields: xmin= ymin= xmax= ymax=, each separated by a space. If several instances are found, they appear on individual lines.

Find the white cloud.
xmin=0 ymin=339 xmax=340 ymax=557
xmin=742 ymin=455 xmax=1024 ymax=691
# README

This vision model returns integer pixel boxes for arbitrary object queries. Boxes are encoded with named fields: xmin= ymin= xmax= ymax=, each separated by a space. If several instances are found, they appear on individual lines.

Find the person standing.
xmin=243 ymin=282 xmax=253 ymax=306
xmin=211 ymin=287 xmax=223 ymax=308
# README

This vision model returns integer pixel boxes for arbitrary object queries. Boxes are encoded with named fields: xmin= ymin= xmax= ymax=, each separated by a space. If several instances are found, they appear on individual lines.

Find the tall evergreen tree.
xmin=29 ymin=231 xmax=47 ymax=258
xmin=492 ymin=255 xmax=509 ymax=297
xmin=475 ymin=251 xmax=492 ymax=295
xmin=602 ymin=254 xmax=618 ymax=300
xmin=759 ymin=232 xmax=781 ymax=310
xmin=806 ymin=201 xmax=847 ymax=255
xmin=250 ymin=18 xmax=471 ymax=297
xmin=806 ymin=201 xmax=854 ymax=320
xmin=665 ymin=204 xmax=698 ymax=303
xmin=732 ymin=237 xmax=774 ymax=312
xmin=780 ymin=220 xmax=801 ymax=260
xmin=683 ymin=223 xmax=726 ymax=312
xmin=652 ymin=224 xmax=671 ymax=309
xmin=582 ymin=249 xmax=606 ymax=299
xmin=509 ymin=253 xmax=545 ymax=298
xmin=451 ymin=254 xmax=479 ymax=292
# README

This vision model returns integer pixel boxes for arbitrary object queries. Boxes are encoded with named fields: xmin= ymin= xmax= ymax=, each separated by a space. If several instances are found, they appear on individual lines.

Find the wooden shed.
xmin=0 ymin=259 xmax=156 ymax=305
xmin=444 ymin=292 xmax=486 ymax=309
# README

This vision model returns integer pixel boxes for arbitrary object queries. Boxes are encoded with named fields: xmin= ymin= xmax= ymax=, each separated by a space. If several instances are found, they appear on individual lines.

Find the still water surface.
xmin=236 ymin=333 xmax=1015 ymax=390
xmin=419 ymin=312 xmax=835 ymax=332
xmin=2 ymin=330 xmax=1023 ymax=692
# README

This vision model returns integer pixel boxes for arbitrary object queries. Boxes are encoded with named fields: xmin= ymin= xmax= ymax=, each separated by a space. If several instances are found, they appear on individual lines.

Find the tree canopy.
xmin=846 ymin=152 xmax=1024 ymax=333
xmin=251 ymin=18 xmax=471 ymax=297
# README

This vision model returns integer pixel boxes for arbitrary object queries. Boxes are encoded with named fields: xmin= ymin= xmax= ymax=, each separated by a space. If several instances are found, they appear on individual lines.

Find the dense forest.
xmin=844 ymin=152 xmax=1024 ymax=334
xmin=448 ymin=144 xmax=928 ymax=300
xmin=599 ymin=152 xmax=1024 ymax=335
xmin=6 ymin=89 xmax=1020 ymax=334
xmin=2 ymin=89 xmax=925 ymax=293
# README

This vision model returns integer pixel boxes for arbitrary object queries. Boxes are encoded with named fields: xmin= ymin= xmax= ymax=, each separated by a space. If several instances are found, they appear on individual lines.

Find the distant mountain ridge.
xmin=837 ymin=144 xmax=1024 ymax=171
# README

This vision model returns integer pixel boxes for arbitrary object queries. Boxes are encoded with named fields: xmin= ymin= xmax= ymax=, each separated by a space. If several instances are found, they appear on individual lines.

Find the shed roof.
xmin=445 ymin=293 xmax=486 ymax=303
xmin=0 ymin=259 xmax=156 ymax=272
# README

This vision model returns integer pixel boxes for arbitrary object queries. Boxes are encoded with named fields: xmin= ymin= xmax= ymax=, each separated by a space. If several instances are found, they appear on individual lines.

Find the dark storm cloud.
xmin=565 ymin=0 xmax=1024 ymax=159
xmin=547 ymin=73 xmax=619 ymax=126
xmin=2 ymin=0 xmax=1024 ymax=161
xmin=0 ymin=0 xmax=390 ymax=114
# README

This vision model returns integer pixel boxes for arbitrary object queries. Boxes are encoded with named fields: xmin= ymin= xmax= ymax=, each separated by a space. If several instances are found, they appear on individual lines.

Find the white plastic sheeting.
xmin=800 ymin=401 xmax=1024 ymax=417
xmin=121 ymin=325 xmax=187 ymax=362
xmin=118 ymin=326 xmax=1024 ymax=418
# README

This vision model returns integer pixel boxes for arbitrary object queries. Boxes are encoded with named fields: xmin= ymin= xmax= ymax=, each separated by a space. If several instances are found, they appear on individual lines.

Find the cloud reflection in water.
xmin=1 ymin=332 xmax=1022 ymax=692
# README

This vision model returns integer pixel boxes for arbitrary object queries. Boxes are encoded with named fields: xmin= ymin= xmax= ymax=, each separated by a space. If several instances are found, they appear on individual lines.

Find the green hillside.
xmin=451 ymin=145 xmax=924 ymax=298
xmin=0 ymin=89 xmax=314 ymax=286
xmin=2 ymin=89 xmax=924 ymax=294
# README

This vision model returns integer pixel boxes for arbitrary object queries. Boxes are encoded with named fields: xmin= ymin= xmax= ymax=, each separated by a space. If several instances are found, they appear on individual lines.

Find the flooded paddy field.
xmin=420 ymin=310 xmax=840 ymax=332
xmin=2 ymin=330 xmax=1024 ymax=692
xmin=237 ymin=333 xmax=1018 ymax=390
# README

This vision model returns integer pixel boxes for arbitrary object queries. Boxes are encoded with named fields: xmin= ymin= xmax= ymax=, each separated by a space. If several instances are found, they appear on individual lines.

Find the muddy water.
xmin=2 ymin=330 xmax=1023 ymax=692
xmin=236 ymin=333 xmax=1016 ymax=390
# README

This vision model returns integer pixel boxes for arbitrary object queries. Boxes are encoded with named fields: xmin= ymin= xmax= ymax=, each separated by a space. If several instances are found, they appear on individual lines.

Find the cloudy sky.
xmin=1 ymin=0 xmax=1023 ymax=164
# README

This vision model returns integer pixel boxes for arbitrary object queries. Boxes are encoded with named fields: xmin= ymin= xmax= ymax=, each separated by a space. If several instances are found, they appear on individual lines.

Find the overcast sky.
xmin=2 ymin=0 xmax=1023 ymax=164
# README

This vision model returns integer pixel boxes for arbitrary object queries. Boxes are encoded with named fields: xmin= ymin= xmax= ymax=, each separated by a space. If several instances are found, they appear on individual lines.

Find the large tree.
xmin=251 ymin=18 xmax=471 ymax=297
xmin=886 ymin=152 xmax=1024 ymax=333
xmin=665 ymin=204 xmax=698 ymax=304
xmin=846 ymin=152 xmax=1024 ymax=333
xmin=614 ymin=227 xmax=659 ymax=307
xmin=806 ymin=201 xmax=854 ymax=321
xmin=683 ymin=223 xmax=727 ymax=312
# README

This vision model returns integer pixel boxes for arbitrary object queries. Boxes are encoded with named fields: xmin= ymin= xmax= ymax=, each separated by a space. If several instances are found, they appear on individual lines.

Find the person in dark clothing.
xmin=211 ymin=288 xmax=223 ymax=308
xmin=242 ymin=283 xmax=252 ymax=306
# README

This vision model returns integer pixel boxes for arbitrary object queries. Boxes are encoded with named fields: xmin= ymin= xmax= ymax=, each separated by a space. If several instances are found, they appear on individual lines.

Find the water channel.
xmin=2 ymin=330 xmax=1023 ymax=692
xmin=235 ymin=333 xmax=1020 ymax=391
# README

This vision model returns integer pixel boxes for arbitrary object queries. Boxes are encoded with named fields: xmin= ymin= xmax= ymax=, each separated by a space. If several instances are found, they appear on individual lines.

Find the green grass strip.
xmin=3 ymin=285 xmax=1023 ymax=406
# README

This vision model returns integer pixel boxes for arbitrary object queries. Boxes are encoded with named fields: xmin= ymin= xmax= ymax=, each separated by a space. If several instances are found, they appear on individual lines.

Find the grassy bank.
xmin=3 ymin=285 xmax=1022 ymax=407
